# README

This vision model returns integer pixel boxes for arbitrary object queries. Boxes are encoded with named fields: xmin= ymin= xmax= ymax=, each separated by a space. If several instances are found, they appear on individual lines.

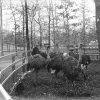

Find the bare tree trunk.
xmin=38 ymin=10 xmax=42 ymax=49
xmin=51 ymin=0 xmax=55 ymax=48
xmin=14 ymin=21 xmax=17 ymax=52
xmin=48 ymin=15 xmax=51 ymax=47
xmin=54 ymin=0 xmax=59 ymax=53
xmin=48 ymin=0 xmax=51 ymax=47
xmin=0 ymin=0 xmax=3 ymax=56
xmin=25 ymin=0 xmax=30 ymax=56
xmin=28 ymin=2 xmax=38 ymax=49
xmin=23 ymin=10 xmax=25 ymax=50
xmin=66 ymin=1 xmax=70 ymax=52
xmin=33 ymin=21 xmax=36 ymax=47
xmin=10 ymin=0 xmax=17 ymax=52
xmin=66 ymin=18 xmax=70 ymax=49
xmin=62 ymin=0 xmax=70 ymax=53
xmin=40 ymin=25 xmax=42 ymax=48
xmin=54 ymin=0 xmax=57 ymax=51
xmin=96 ymin=5 xmax=100 ymax=60
xmin=31 ymin=21 xmax=33 ymax=49
xmin=82 ymin=0 xmax=86 ymax=54
xmin=21 ymin=0 xmax=25 ymax=51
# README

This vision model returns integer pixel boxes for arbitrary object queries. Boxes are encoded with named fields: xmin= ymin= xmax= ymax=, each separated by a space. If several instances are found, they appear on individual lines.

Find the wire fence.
xmin=0 ymin=50 xmax=28 ymax=94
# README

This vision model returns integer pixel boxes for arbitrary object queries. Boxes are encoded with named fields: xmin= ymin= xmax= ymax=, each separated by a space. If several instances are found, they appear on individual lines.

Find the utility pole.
xmin=25 ymin=0 xmax=30 ymax=56
xmin=0 ymin=0 xmax=3 ymax=56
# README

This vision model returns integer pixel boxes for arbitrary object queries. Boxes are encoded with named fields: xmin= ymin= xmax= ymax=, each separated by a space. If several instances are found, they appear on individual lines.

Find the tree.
xmin=16 ymin=31 xmax=25 ymax=47
xmin=28 ymin=2 xmax=38 ymax=49
xmin=4 ymin=33 xmax=14 ymax=44
xmin=0 ymin=0 xmax=3 ymax=55
xmin=20 ymin=0 xmax=25 ymax=50
xmin=9 ymin=0 xmax=19 ymax=52
xmin=71 ymin=23 xmax=79 ymax=45
xmin=32 ymin=7 xmax=43 ymax=48
xmin=25 ymin=0 xmax=30 ymax=56
xmin=57 ymin=0 xmax=79 ymax=51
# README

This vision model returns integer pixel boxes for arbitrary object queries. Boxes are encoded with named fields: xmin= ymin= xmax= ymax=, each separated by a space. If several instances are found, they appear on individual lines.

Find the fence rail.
xmin=2 ymin=62 xmax=27 ymax=94
xmin=85 ymin=53 xmax=100 ymax=61
xmin=0 ymin=50 xmax=29 ymax=93
xmin=0 ymin=57 xmax=27 ymax=83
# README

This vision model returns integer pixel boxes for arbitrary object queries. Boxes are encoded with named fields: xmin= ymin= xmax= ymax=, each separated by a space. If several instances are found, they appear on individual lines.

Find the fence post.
xmin=9 ymin=44 xmax=10 ymax=52
xmin=79 ymin=44 xmax=83 ymax=61
xmin=98 ymin=52 xmax=100 ymax=60
xmin=0 ymin=70 xmax=1 ymax=83
xmin=12 ymin=54 xmax=16 ymax=83
xmin=22 ymin=52 xmax=26 ymax=73
xmin=22 ymin=52 xmax=26 ymax=64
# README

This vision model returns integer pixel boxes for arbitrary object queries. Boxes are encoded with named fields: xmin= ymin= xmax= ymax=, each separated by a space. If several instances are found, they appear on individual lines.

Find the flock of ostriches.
xmin=14 ymin=46 xmax=91 ymax=96
xmin=27 ymin=47 xmax=91 ymax=81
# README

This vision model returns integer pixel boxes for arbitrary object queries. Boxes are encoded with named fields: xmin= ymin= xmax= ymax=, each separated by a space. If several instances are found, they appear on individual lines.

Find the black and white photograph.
xmin=0 ymin=0 xmax=100 ymax=100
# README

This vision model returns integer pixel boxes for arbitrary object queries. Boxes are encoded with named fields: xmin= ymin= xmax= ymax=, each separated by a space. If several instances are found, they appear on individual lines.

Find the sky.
xmin=1 ymin=0 xmax=95 ymax=32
